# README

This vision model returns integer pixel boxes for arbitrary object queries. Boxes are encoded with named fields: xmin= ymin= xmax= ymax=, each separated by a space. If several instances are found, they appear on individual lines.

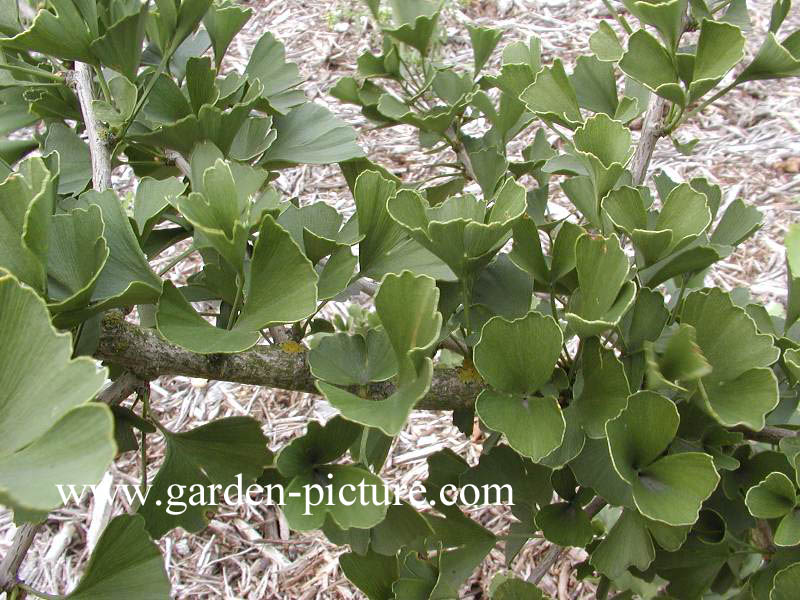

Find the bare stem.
xmin=732 ymin=425 xmax=799 ymax=444
xmin=70 ymin=63 xmax=112 ymax=192
xmin=629 ymin=95 xmax=668 ymax=186
xmin=0 ymin=524 xmax=38 ymax=592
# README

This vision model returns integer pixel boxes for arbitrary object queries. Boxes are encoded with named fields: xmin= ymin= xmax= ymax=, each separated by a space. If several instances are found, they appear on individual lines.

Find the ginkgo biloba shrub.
xmin=1 ymin=0 xmax=800 ymax=597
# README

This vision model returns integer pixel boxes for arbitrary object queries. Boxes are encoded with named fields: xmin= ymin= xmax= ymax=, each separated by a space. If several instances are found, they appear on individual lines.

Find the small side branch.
xmin=69 ymin=63 xmax=111 ymax=192
xmin=732 ymin=425 xmax=798 ymax=444
xmin=0 ymin=524 xmax=38 ymax=592
xmin=630 ymin=95 xmax=668 ymax=187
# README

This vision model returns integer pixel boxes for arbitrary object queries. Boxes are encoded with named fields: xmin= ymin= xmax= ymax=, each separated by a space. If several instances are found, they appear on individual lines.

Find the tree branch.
xmin=731 ymin=425 xmax=798 ymax=444
xmin=69 ymin=63 xmax=111 ymax=192
xmin=0 ymin=524 xmax=37 ymax=592
xmin=95 ymin=312 xmax=482 ymax=411
xmin=96 ymin=371 xmax=148 ymax=405
xmin=630 ymin=95 xmax=668 ymax=186
xmin=0 ymin=61 xmax=121 ymax=598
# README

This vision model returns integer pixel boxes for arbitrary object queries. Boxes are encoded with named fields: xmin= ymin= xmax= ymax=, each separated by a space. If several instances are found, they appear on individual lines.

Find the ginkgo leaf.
xmin=157 ymin=215 xmax=318 ymax=353
xmin=619 ymin=29 xmax=685 ymax=106
xmin=245 ymin=31 xmax=305 ymax=113
xmin=591 ymin=509 xmax=655 ymax=578
xmin=574 ymin=337 xmax=630 ymax=438
xmin=606 ymin=391 xmax=719 ymax=526
xmin=475 ymin=390 xmax=565 ymax=461
xmin=203 ymin=0 xmax=252 ymax=69
xmin=309 ymin=329 xmax=397 ymax=386
xmin=1 ymin=0 xmax=95 ymax=63
xmin=681 ymin=288 xmax=780 ymax=429
xmin=260 ymin=103 xmax=364 ymax=168
xmin=138 ymin=417 xmax=271 ymax=537
xmin=0 ymin=156 xmax=55 ymax=293
xmin=46 ymin=205 xmax=108 ymax=314
xmin=0 ymin=275 xmax=113 ymax=513
xmin=745 ymin=471 xmax=796 ymax=519
xmin=566 ymin=233 xmax=635 ymax=338
xmin=65 ymin=515 xmax=170 ymax=599
xmin=316 ymin=272 xmax=440 ymax=435
xmin=474 ymin=311 xmax=563 ymax=395
xmin=519 ymin=59 xmax=582 ymax=128
xmin=388 ymin=179 xmax=525 ymax=279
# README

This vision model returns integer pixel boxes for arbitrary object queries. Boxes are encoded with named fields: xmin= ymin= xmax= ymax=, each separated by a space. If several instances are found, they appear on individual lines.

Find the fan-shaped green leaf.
xmin=1 ymin=0 xmax=95 ymax=63
xmin=44 ymin=122 xmax=91 ymax=196
xmin=745 ymin=472 xmax=796 ymax=519
xmin=47 ymin=205 xmax=108 ymax=313
xmin=591 ymin=509 xmax=655 ymax=578
xmin=0 ymin=275 xmax=113 ymax=513
xmin=467 ymin=25 xmax=503 ymax=76
xmin=283 ymin=465 xmax=390 ymax=531
xmin=535 ymin=501 xmax=593 ymax=547
xmin=519 ymin=59 xmax=582 ymax=128
xmin=260 ymin=102 xmax=364 ymax=168
xmin=590 ymin=21 xmax=624 ymax=61
xmin=688 ymin=19 xmax=745 ymax=101
xmin=619 ymin=29 xmax=685 ymax=106
xmin=310 ymin=330 xmax=397 ymax=386
xmin=245 ymin=31 xmax=304 ymax=113
xmin=710 ymin=198 xmax=762 ymax=247
xmin=607 ymin=391 xmax=719 ymax=525
xmin=203 ymin=0 xmax=252 ymax=69
xmin=623 ymin=0 xmax=686 ymax=50
xmin=385 ymin=12 xmax=440 ymax=57
xmin=65 ymin=515 xmax=169 ymax=599
xmin=645 ymin=323 xmax=711 ymax=391
xmin=475 ymin=390 xmax=565 ymax=461
xmin=0 ymin=156 xmax=54 ymax=292
xmin=566 ymin=233 xmax=635 ymax=337
xmin=570 ymin=55 xmax=619 ymax=115
xmin=772 ymin=563 xmax=800 ymax=600
xmin=89 ymin=3 xmax=148 ymax=81
xmin=574 ymin=337 xmax=630 ymax=438
xmin=138 ymin=417 xmax=271 ymax=537
xmin=681 ymin=288 xmax=780 ymax=428
xmin=474 ymin=311 xmax=562 ymax=395
xmin=735 ymin=31 xmax=800 ymax=83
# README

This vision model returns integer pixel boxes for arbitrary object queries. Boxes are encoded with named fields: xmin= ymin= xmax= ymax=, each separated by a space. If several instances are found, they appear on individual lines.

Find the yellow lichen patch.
xmin=458 ymin=360 xmax=482 ymax=384
xmin=280 ymin=340 xmax=305 ymax=354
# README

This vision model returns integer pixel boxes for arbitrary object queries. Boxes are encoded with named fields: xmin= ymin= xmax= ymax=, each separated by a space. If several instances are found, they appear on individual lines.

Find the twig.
xmin=96 ymin=371 xmax=147 ymax=405
xmin=444 ymin=127 xmax=477 ymax=183
xmin=0 ymin=58 xmax=122 ymax=596
xmin=165 ymin=149 xmax=191 ymax=178
xmin=629 ymin=95 xmax=668 ymax=186
xmin=731 ymin=425 xmax=798 ymax=444
xmin=0 ymin=524 xmax=38 ymax=592
xmin=69 ymin=63 xmax=111 ymax=192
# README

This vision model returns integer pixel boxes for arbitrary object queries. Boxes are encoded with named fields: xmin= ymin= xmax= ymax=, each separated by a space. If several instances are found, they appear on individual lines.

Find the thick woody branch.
xmin=95 ymin=312 xmax=483 ymax=411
